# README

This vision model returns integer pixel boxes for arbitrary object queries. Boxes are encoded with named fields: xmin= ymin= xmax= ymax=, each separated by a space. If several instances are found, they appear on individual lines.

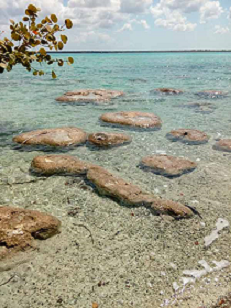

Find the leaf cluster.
xmin=0 ymin=4 xmax=74 ymax=78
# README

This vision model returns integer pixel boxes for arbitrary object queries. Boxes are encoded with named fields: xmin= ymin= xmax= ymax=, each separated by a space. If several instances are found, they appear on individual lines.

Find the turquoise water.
xmin=1 ymin=53 xmax=231 ymax=307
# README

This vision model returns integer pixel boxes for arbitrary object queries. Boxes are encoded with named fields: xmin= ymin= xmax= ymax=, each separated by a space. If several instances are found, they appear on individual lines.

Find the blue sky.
xmin=1 ymin=0 xmax=231 ymax=50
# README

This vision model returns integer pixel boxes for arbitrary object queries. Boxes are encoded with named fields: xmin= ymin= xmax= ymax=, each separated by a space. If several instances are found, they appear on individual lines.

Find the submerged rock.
xmin=195 ymin=90 xmax=227 ymax=98
xmin=166 ymin=129 xmax=209 ymax=145
xmin=13 ymin=127 xmax=87 ymax=147
xmin=213 ymin=139 xmax=231 ymax=153
xmin=140 ymin=155 xmax=197 ymax=177
xmin=56 ymin=89 xmax=124 ymax=104
xmin=0 ymin=206 xmax=61 ymax=259
xmin=100 ymin=111 xmax=162 ymax=129
xmin=31 ymin=155 xmax=92 ymax=176
xmin=87 ymin=165 xmax=193 ymax=218
xmin=88 ymin=132 xmax=132 ymax=147
xmin=178 ymin=102 xmax=216 ymax=114
xmin=151 ymin=88 xmax=183 ymax=95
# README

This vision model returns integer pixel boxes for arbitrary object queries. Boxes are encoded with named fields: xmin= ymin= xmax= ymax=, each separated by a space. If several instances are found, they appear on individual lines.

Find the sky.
xmin=0 ymin=0 xmax=231 ymax=50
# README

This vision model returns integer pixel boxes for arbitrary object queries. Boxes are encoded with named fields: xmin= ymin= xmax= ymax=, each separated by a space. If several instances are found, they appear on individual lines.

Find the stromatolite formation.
xmin=178 ymin=102 xmax=216 ymax=114
xmin=140 ymin=155 xmax=197 ymax=177
xmin=151 ymin=88 xmax=183 ymax=95
xmin=0 ymin=206 xmax=61 ymax=259
xmin=195 ymin=90 xmax=227 ymax=98
xmin=100 ymin=111 xmax=162 ymax=129
xmin=88 ymin=132 xmax=132 ymax=147
xmin=166 ymin=129 xmax=209 ymax=145
xmin=87 ymin=165 xmax=193 ymax=218
xmin=13 ymin=127 xmax=87 ymax=147
xmin=213 ymin=139 xmax=231 ymax=153
xmin=56 ymin=89 xmax=124 ymax=104
xmin=31 ymin=155 xmax=92 ymax=176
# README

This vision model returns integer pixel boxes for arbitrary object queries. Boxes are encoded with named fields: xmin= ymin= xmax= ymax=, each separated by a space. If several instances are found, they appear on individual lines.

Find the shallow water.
xmin=0 ymin=52 xmax=231 ymax=308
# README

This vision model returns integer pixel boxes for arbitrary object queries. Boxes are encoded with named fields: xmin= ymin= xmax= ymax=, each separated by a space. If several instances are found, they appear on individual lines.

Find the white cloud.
xmin=200 ymin=1 xmax=223 ymax=23
xmin=117 ymin=22 xmax=133 ymax=32
xmin=214 ymin=25 xmax=230 ymax=34
xmin=120 ymin=0 xmax=152 ymax=14
xmin=154 ymin=9 xmax=197 ymax=31
xmin=76 ymin=30 xmax=111 ymax=43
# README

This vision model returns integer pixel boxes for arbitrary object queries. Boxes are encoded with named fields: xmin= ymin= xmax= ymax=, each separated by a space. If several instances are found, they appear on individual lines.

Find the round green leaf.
xmin=58 ymin=41 xmax=64 ymax=50
xmin=52 ymin=70 xmax=57 ymax=79
xmin=23 ymin=17 xmax=29 ymax=21
xmin=68 ymin=57 xmax=74 ymax=64
xmin=61 ymin=34 xmax=68 ymax=44
xmin=11 ymin=33 xmax=21 ymax=41
xmin=39 ymin=48 xmax=46 ymax=56
xmin=51 ymin=14 xmax=58 ymax=23
xmin=65 ymin=19 xmax=73 ymax=29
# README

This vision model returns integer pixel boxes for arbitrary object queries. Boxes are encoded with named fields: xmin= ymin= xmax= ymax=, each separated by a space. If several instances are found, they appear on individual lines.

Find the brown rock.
xmin=152 ymin=88 xmax=183 ymax=95
xmin=88 ymin=132 xmax=132 ymax=147
xmin=13 ymin=127 xmax=87 ymax=147
xmin=56 ymin=89 xmax=124 ymax=104
xmin=31 ymin=155 xmax=92 ymax=176
xmin=0 ymin=206 xmax=61 ymax=259
xmin=213 ymin=139 xmax=231 ymax=153
xmin=140 ymin=155 xmax=197 ymax=177
xmin=166 ymin=129 xmax=209 ymax=145
xmin=100 ymin=111 xmax=162 ymax=129
xmin=195 ymin=90 xmax=227 ymax=98
xmin=87 ymin=165 xmax=193 ymax=218
xmin=178 ymin=102 xmax=216 ymax=114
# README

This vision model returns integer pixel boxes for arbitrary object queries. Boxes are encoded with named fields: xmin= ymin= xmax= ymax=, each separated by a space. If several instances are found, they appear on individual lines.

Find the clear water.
xmin=0 ymin=53 xmax=231 ymax=307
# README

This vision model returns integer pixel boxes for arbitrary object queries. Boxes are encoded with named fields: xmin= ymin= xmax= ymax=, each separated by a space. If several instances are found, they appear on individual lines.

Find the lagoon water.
xmin=0 ymin=52 xmax=231 ymax=307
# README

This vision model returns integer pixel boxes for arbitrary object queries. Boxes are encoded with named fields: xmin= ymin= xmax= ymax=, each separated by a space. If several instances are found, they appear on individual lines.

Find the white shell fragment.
xmin=204 ymin=218 xmax=230 ymax=247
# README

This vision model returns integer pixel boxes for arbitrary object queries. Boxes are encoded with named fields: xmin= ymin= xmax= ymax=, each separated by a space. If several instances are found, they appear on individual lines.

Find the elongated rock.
xmin=87 ymin=165 xmax=193 ymax=218
xmin=31 ymin=155 xmax=92 ymax=176
xmin=100 ymin=111 xmax=162 ymax=129
xmin=195 ymin=90 xmax=227 ymax=98
xmin=0 ymin=206 xmax=61 ymax=259
xmin=166 ymin=129 xmax=209 ymax=145
xmin=56 ymin=89 xmax=124 ymax=104
xmin=213 ymin=139 xmax=231 ymax=153
xmin=151 ymin=88 xmax=183 ymax=95
xmin=88 ymin=132 xmax=132 ymax=147
xmin=140 ymin=155 xmax=197 ymax=177
xmin=13 ymin=127 xmax=87 ymax=147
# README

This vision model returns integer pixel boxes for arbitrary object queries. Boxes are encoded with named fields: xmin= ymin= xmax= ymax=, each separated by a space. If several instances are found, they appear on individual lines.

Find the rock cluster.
xmin=195 ymin=90 xmax=227 ymax=98
xmin=140 ymin=155 xmax=197 ymax=177
xmin=100 ymin=111 xmax=162 ymax=129
xmin=88 ymin=132 xmax=132 ymax=147
xmin=151 ymin=88 xmax=183 ymax=95
xmin=13 ymin=127 xmax=87 ymax=147
xmin=56 ymin=89 xmax=124 ymax=104
xmin=213 ymin=139 xmax=231 ymax=153
xmin=30 ymin=155 xmax=193 ymax=218
xmin=166 ymin=129 xmax=209 ymax=145
xmin=0 ymin=206 xmax=61 ymax=259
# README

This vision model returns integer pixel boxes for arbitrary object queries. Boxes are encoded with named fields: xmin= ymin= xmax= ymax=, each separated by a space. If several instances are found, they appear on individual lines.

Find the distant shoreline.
xmin=48 ymin=50 xmax=231 ymax=54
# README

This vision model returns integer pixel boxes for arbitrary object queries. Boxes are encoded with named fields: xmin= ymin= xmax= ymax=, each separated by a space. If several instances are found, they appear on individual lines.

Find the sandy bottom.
xmin=0 ymin=130 xmax=231 ymax=308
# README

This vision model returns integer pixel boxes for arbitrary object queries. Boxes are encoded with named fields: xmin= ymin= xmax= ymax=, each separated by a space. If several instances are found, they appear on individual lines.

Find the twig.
xmin=76 ymin=224 xmax=94 ymax=244
xmin=0 ymin=274 xmax=16 ymax=287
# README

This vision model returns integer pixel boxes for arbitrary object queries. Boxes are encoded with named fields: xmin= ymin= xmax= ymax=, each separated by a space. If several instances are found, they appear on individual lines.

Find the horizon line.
xmin=48 ymin=50 xmax=231 ymax=54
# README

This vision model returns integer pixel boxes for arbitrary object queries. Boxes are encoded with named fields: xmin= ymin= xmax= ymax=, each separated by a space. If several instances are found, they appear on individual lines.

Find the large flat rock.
xmin=140 ymin=155 xmax=197 ymax=177
xmin=87 ymin=165 xmax=193 ymax=218
xmin=88 ymin=132 xmax=132 ymax=147
xmin=0 ymin=207 xmax=61 ymax=260
xmin=31 ymin=155 xmax=92 ymax=176
xmin=151 ymin=88 xmax=183 ymax=95
xmin=13 ymin=127 xmax=87 ymax=147
xmin=100 ymin=111 xmax=162 ymax=129
xmin=56 ymin=89 xmax=124 ymax=104
xmin=166 ymin=129 xmax=209 ymax=145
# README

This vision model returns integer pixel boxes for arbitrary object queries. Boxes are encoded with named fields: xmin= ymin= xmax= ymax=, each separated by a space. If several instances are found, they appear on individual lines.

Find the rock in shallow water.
xmin=56 ymin=89 xmax=124 ymax=104
xmin=0 ymin=207 xmax=61 ymax=259
xmin=13 ymin=127 xmax=87 ymax=147
xmin=140 ymin=155 xmax=197 ymax=178
xmin=151 ymin=88 xmax=183 ymax=95
xmin=100 ymin=111 xmax=162 ymax=129
xmin=213 ymin=139 xmax=231 ymax=153
xmin=88 ymin=132 xmax=132 ymax=147
xmin=195 ymin=90 xmax=228 ymax=98
xmin=87 ymin=165 xmax=193 ymax=218
xmin=30 ymin=155 xmax=193 ymax=218
xmin=31 ymin=155 xmax=92 ymax=176
xmin=166 ymin=129 xmax=209 ymax=145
